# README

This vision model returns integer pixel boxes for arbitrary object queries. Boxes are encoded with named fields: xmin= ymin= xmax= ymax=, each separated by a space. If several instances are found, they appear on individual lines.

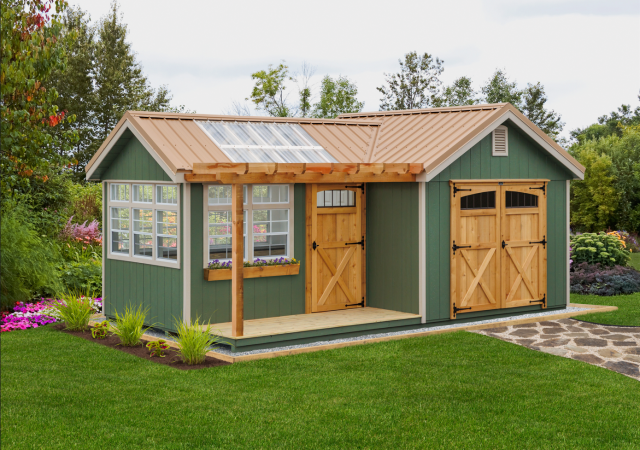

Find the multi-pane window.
xmin=107 ymin=182 xmax=179 ymax=267
xmin=205 ymin=184 xmax=292 ymax=264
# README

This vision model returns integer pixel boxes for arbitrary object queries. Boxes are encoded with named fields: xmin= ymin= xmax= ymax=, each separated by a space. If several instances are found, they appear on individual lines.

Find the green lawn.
xmin=2 ymin=326 xmax=639 ymax=449
xmin=630 ymin=252 xmax=640 ymax=271
xmin=571 ymin=292 xmax=640 ymax=326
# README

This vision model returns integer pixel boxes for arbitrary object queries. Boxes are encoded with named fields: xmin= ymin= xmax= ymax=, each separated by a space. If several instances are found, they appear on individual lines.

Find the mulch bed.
xmin=53 ymin=323 xmax=231 ymax=370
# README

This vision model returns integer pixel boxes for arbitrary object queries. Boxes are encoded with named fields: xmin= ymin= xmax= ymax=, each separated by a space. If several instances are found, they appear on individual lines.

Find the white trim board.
xmin=418 ymin=181 xmax=426 ymax=324
xmin=417 ymin=110 xmax=585 ymax=182
xmin=86 ymin=119 xmax=178 ymax=183
xmin=183 ymin=183 xmax=192 ymax=323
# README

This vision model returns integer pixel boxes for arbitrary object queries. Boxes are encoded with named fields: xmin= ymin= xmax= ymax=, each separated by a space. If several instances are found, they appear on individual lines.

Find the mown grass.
xmin=629 ymin=252 xmax=640 ymax=271
xmin=2 ymin=325 xmax=639 ymax=449
xmin=572 ymin=292 xmax=640 ymax=326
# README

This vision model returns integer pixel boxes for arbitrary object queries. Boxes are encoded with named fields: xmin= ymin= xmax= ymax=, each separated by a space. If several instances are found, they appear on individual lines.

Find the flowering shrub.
xmin=570 ymin=232 xmax=630 ymax=267
xmin=1 ymin=297 xmax=102 ymax=332
xmin=607 ymin=230 xmax=639 ymax=253
xmin=60 ymin=217 xmax=101 ymax=242
xmin=207 ymin=257 xmax=299 ymax=270
xmin=570 ymin=263 xmax=640 ymax=296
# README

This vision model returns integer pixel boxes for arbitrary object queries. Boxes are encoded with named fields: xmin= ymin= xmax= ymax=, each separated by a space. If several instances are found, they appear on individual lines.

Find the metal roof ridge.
xmin=337 ymin=103 xmax=508 ymax=118
xmin=127 ymin=111 xmax=383 ymax=126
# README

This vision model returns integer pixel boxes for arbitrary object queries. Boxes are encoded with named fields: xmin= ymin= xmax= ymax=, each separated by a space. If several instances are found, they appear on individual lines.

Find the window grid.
xmin=205 ymin=184 xmax=293 ymax=265
xmin=106 ymin=182 xmax=179 ymax=268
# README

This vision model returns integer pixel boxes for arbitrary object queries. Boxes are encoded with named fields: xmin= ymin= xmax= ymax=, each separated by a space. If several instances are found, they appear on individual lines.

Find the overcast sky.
xmin=76 ymin=0 xmax=639 ymax=138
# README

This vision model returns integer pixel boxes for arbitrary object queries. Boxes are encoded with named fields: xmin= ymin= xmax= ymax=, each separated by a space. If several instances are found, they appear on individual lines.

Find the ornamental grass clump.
xmin=570 ymin=232 xmax=630 ymax=267
xmin=110 ymin=304 xmax=153 ymax=347
xmin=174 ymin=317 xmax=226 ymax=365
xmin=53 ymin=291 xmax=95 ymax=331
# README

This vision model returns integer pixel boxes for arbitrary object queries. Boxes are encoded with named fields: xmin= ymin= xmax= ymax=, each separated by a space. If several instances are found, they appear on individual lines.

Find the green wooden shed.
xmin=86 ymin=103 xmax=585 ymax=352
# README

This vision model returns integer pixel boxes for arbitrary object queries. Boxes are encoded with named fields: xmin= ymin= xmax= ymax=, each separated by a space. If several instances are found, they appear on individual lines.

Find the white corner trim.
xmin=418 ymin=181 xmax=426 ymax=323
xmin=418 ymin=110 xmax=585 ymax=182
xmin=183 ymin=183 xmax=192 ymax=324
xmin=566 ymin=179 xmax=570 ymax=307
xmin=86 ymin=119 xmax=178 ymax=183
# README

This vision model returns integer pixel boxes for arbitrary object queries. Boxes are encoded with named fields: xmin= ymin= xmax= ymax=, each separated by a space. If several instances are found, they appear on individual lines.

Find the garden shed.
xmin=86 ymin=103 xmax=585 ymax=351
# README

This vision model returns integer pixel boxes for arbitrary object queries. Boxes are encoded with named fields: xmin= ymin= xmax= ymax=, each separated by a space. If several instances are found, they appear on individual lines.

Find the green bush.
xmin=59 ymin=259 xmax=102 ymax=294
xmin=0 ymin=200 xmax=62 ymax=309
xmin=110 ymin=304 xmax=152 ymax=347
xmin=570 ymin=232 xmax=631 ymax=267
xmin=54 ymin=291 xmax=95 ymax=331
xmin=174 ymin=317 xmax=226 ymax=365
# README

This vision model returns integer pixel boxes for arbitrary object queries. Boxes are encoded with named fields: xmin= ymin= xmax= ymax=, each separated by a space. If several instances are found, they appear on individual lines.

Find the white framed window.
xmin=204 ymin=184 xmax=293 ymax=266
xmin=106 ymin=181 xmax=180 ymax=268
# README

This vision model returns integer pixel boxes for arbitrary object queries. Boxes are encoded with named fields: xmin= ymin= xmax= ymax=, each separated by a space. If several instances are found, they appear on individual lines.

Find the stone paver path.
xmin=472 ymin=319 xmax=640 ymax=380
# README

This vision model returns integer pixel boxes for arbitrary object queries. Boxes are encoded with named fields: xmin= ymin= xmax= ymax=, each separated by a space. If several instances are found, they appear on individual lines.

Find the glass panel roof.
xmin=196 ymin=121 xmax=337 ymax=164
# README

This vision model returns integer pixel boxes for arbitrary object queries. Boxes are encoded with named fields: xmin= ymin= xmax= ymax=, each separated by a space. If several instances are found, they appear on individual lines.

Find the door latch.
xmin=529 ymin=236 xmax=547 ymax=249
xmin=502 ymin=240 xmax=508 ymax=249
xmin=312 ymin=241 xmax=317 ymax=250
xmin=452 ymin=241 xmax=471 ymax=255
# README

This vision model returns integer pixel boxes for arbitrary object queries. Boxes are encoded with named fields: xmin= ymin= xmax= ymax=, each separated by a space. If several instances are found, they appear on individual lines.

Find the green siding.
xmin=101 ymin=136 xmax=182 ymax=331
xmin=425 ymin=124 xmax=571 ymax=322
xmin=190 ymin=184 xmax=306 ymax=324
xmin=100 ymin=132 xmax=172 ymax=181
xmin=366 ymin=183 xmax=420 ymax=314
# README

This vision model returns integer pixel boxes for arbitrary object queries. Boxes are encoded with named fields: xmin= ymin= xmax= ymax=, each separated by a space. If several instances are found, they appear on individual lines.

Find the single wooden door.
xmin=500 ymin=183 xmax=547 ymax=309
xmin=450 ymin=183 xmax=501 ymax=318
xmin=311 ymin=184 xmax=363 ymax=312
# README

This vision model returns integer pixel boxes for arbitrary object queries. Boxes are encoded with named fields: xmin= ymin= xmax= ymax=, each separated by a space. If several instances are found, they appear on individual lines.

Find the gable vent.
xmin=492 ymin=125 xmax=508 ymax=156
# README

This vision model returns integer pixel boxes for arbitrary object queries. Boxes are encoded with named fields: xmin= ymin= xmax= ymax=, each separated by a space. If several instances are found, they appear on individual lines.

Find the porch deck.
xmin=209 ymin=307 xmax=421 ymax=349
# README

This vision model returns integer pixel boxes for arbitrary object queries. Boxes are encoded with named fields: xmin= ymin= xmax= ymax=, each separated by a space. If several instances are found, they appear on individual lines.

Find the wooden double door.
xmin=310 ymin=184 xmax=364 ymax=312
xmin=450 ymin=181 xmax=547 ymax=319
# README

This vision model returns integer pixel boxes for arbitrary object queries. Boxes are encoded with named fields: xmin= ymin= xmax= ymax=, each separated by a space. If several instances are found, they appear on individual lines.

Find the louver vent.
xmin=492 ymin=126 xmax=508 ymax=156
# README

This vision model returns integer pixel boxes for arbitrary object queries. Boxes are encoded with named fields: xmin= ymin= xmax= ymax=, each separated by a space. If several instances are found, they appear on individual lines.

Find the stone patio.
xmin=472 ymin=319 xmax=640 ymax=380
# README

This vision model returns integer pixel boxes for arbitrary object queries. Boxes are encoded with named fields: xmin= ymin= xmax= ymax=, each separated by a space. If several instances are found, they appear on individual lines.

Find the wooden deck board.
xmin=207 ymin=307 xmax=421 ymax=339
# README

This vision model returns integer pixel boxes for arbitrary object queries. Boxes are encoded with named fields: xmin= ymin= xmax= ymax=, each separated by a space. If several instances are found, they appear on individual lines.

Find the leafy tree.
xmin=312 ymin=75 xmax=364 ymax=119
xmin=93 ymin=2 xmax=173 ymax=143
xmin=377 ymin=51 xmax=444 ymax=111
xmin=247 ymin=62 xmax=293 ymax=117
xmin=0 ymin=0 xmax=77 ymax=195
xmin=47 ymin=5 xmax=96 ymax=180
xmin=571 ymin=94 xmax=640 ymax=144
xmin=480 ymin=70 xmax=564 ymax=139
xmin=570 ymin=124 xmax=640 ymax=232
xmin=296 ymin=62 xmax=314 ymax=118
xmin=481 ymin=69 xmax=522 ymax=105
xmin=432 ymin=76 xmax=478 ymax=108
xmin=520 ymin=82 xmax=564 ymax=139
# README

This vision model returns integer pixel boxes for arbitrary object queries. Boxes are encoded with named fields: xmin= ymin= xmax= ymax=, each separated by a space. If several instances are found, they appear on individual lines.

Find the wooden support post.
xmin=231 ymin=183 xmax=244 ymax=337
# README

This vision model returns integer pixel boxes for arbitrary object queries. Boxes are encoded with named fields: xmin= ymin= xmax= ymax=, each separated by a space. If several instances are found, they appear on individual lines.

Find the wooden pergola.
xmin=185 ymin=162 xmax=425 ymax=337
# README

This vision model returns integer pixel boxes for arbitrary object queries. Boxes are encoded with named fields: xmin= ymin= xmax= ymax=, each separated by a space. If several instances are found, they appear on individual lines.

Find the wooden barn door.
xmin=311 ymin=184 xmax=363 ymax=312
xmin=500 ymin=183 xmax=547 ymax=309
xmin=450 ymin=184 xmax=501 ymax=318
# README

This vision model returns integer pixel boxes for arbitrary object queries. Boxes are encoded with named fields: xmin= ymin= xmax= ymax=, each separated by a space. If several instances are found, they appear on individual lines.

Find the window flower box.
xmin=204 ymin=258 xmax=300 ymax=281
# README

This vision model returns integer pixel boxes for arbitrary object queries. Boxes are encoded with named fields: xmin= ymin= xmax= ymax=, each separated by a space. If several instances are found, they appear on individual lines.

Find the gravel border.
xmin=94 ymin=306 xmax=590 ymax=358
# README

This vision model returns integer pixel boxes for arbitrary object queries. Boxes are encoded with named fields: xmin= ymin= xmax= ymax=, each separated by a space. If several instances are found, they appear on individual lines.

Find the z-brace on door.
xmin=450 ymin=181 xmax=547 ymax=319
xmin=311 ymin=184 xmax=363 ymax=312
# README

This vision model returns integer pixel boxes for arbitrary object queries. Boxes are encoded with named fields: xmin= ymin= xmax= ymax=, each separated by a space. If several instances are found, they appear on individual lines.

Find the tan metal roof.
xmin=339 ymin=103 xmax=585 ymax=179
xmin=85 ymin=111 xmax=382 ymax=178
xmin=86 ymin=104 xmax=585 ymax=181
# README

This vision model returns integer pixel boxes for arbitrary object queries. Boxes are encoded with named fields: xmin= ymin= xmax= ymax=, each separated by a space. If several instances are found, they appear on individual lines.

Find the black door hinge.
xmin=452 ymin=241 xmax=471 ymax=255
xmin=453 ymin=303 xmax=472 ymax=317
xmin=453 ymin=183 xmax=472 ymax=197
xmin=313 ymin=241 xmax=317 ymax=250
xmin=529 ymin=236 xmax=547 ymax=249
xmin=530 ymin=294 xmax=546 ymax=307
xmin=529 ymin=184 xmax=546 ymax=195
xmin=347 ymin=184 xmax=365 ymax=191
xmin=345 ymin=237 xmax=364 ymax=248
xmin=502 ymin=240 xmax=508 ymax=249
xmin=345 ymin=298 xmax=365 ymax=308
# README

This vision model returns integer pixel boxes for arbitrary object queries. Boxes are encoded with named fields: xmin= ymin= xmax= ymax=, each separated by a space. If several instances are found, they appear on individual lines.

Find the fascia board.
xmin=85 ymin=119 xmax=178 ymax=183
xmin=418 ymin=110 xmax=585 ymax=182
